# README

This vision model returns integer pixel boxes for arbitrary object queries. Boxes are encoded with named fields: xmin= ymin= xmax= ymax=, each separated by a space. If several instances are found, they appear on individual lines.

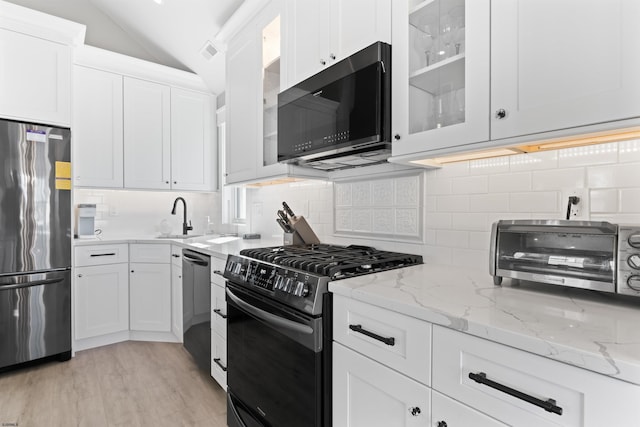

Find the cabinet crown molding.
xmin=0 ymin=0 xmax=86 ymax=46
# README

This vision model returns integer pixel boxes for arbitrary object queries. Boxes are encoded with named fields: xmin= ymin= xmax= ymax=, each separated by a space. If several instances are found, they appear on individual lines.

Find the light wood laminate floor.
xmin=0 ymin=341 xmax=227 ymax=427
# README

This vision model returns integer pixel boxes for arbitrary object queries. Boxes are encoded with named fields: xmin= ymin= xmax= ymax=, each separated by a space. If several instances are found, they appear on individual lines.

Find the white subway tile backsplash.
xmin=590 ymin=189 xmax=619 ymax=213
xmin=436 ymin=195 xmax=469 ymax=212
xmin=436 ymin=230 xmax=469 ymax=248
xmin=425 ymin=229 xmax=437 ymax=245
xmin=434 ymin=162 xmax=469 ymax=178
xmin=620 ymin=189 xmax=640 ymax=213
xmin=425 ymin=212 xmax=452 ymax=229
xmin=425 ymin=195 xmax=437 ymax=212
xmin=451 ymin=248 xmax=488 ymax=270
xmin=425 ymin=177 xmax=452 ymax=195
xmin=469 ymin=193 xmax=509 ymax=212
xmin=469 ymin=231 xmax=491 ymax=250
xmin=488 ymin=172 xmax=531 ymax=193
xmin=531 ymin=168 xmax=585 ymax=190
xmin=618 ymin=139 xmax=640 ymax=163
xmin=588 ymin=163 xmax=640 ymax=188
xmin=452 ymin=213 xmax=488 ymax=231
xmin=352 ymin=182 xmax=371 ymax=206
xmin=509 ymin=150 xmax=558 ymax=171
xmin=452 ymin=175 xmax=488 ymax=194
xmin=509 ymin=192 xmax=558 ymax=213
xmin=591 ymin=213 xmax=640 ymax=224
xmin=558 ymin=143 xmax=618 ymax=167
xmin=423 ymin=245 xmax=452 ymax=265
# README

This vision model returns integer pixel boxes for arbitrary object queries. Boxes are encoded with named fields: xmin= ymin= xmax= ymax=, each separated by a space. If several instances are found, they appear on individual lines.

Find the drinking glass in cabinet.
xmin=407 ymin=0 xmax=467 ymax=134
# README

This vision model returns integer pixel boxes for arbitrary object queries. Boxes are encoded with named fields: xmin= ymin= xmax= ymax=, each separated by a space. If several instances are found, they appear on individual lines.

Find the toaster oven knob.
xmin=628 ymin=254 xmax=640 ymax=270
xmin=629 ymin=233 xmax=640 ymax=248
xmin=627 ymin=275 xmax=640 ymax=291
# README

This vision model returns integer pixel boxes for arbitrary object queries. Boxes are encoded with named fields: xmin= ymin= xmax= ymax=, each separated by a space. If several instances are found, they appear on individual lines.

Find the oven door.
xmin=226 ymin=282 xmax=323 ymax=427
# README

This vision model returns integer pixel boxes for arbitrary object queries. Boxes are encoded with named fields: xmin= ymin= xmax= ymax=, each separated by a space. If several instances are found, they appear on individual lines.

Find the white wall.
xmin=247 ymin=139 xmax=640 ymax=269
xmin=74 ymin=189 xmax=220 ymax=238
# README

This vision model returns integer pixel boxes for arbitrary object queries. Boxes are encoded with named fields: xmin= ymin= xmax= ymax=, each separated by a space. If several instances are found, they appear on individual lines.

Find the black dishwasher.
xmin=182 ymin=249 xmax=211 ymax=371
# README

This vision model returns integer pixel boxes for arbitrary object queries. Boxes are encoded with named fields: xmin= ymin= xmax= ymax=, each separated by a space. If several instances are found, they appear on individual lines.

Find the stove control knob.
xmin=284 ymin=278 xmax=293 ymax=293
xmin=294 ymin=282 xmax=309 ymax=297
xmin=628 ymin=254 xmax=640 ymax=270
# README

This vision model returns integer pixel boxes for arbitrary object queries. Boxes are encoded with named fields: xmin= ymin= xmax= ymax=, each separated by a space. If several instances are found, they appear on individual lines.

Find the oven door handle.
xmin=226 ymin=287 xmax=314 ymax=335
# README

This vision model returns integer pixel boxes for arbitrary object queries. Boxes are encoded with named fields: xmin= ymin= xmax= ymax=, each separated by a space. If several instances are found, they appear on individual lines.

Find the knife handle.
xmin=282 ymin=202 xmax=295 ymax=218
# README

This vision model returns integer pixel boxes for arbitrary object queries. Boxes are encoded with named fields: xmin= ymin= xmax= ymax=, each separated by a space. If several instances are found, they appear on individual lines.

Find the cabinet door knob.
xmin=409 ymin=407 xmax=421 ymax=416
xmin=320 ymin=59 xmax=326 ymax=65
xmin=329 ymin=53 xmax=336 ymax=60
xmin=394 ymin=134 xmax=401 ymax=140
xmin=173 ymin=181 xmax=177 ymax=184
xmin=77 ymin=274 xmax=83 ymax=278
xmin=437 ymin=422 xmax=448 ymax=427
xmin=131 ymin=270 xmax=134 ymax=273
xmin=165 ymin=181 xmax=169 ymax=184
xmin=495 ymin=108 xmax=507 ymax=119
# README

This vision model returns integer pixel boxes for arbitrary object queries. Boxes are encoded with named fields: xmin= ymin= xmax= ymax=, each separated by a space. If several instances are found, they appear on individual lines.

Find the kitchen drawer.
xmin=211 ymin=256 xmax=226 ymax=287
xmin=129 ymin=243 xmax=170 ymax=263
xmin=333 ymin=294 xmax=431 ymax=386
xmin=432 ymin=391 xmax=506 ymax=427
xmin=170 ymin=245 xmax=182 ymax=267
xmin=211 ymin=330 xmax=227 ymax=390
xmin=333 ymin=342 xmax=430 ymax=427
xmin=74 ymin=244 xmax=129 ymax=267
xmin=211 ymin=282 xmax=227 ymax=339
xmin=432 ymin=325 xmax=640 ymax=427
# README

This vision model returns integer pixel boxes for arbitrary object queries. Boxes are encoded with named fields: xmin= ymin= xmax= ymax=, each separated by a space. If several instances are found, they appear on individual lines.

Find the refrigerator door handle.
xmin=0 ymin=277 xmax=64 ymax=291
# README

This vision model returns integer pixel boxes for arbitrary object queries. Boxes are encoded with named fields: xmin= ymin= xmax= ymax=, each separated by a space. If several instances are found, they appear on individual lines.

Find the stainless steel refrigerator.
xmin=0 ymin=118 xmax=72 ymax=370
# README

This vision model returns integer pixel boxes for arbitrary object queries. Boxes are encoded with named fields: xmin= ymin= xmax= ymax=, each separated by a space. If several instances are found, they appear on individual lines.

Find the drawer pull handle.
xmin=348 ymin=324 xmax=395 ymax=346
xmin=90 ymin=253 xmax=116 ymax=257
xmin=213 ymin=358 xmax=227 ymax=372
xmin=213 ymin=308 xmax=227 ymax=319
xmin=468 ymin=372 xmax=563 ymax=416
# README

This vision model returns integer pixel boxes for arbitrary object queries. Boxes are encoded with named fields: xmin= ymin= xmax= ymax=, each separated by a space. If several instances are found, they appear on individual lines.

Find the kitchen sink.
xmin=156 ymin=234 xmax=203 ymax=240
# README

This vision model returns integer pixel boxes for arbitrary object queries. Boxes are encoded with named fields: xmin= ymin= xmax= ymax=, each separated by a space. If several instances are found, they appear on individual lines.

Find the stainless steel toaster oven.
xmin=490 ymin=220 xmax=640 ymax=297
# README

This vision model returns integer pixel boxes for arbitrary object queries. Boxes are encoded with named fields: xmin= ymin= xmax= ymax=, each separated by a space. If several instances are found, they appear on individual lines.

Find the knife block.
xmin=284 ymin=215 xmax=320 ymax=245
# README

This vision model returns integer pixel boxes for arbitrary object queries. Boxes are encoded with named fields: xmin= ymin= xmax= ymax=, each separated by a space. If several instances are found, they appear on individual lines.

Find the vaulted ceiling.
xmin=5 ymin=0 xmax=245 ymax=95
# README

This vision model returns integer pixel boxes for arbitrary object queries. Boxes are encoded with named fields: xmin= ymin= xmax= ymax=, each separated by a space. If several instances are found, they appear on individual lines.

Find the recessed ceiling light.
xmin=153 ymin=0 xmax=163 ymax=4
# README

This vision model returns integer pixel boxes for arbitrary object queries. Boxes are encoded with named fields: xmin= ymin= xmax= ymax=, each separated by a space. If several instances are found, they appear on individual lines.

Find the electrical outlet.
xmin=561 ymin=188 xmax=589 ymax=220
xmin=109 ymin=205 xmax=118 ymax=217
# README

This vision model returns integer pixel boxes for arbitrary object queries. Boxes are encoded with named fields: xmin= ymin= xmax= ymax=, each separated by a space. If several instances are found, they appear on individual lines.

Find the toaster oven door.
xmin=495 ymin=224 xmax=616 ymax=292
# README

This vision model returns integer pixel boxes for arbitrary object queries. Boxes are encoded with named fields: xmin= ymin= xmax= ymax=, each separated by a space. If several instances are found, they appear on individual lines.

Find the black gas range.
xmin=224 ymin=243 xmax=423 ymax=316
xmin=223 ymin=244 xmax=423 ymax=427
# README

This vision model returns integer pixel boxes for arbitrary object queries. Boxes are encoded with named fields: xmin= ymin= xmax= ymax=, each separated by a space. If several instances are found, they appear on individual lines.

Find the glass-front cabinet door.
xmin=390 ymin=0 xmax=490 ymax=161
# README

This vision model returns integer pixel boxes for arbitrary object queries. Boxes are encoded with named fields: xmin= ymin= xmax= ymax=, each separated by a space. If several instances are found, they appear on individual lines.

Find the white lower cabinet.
xmin=432 ymin=391 xmax=506 ymax=427
xmin=74 ymin=263 xmax=129 ymax=340
xmin=333 ymin=342 xmax=430 ymax=427
xmin=129 ymin=262 xmax=171 ymax=332
xmin=171 ymin=264 xmax=183 ymax=340
xmin=432 ymin=325 xmax=640 ymax=427
xmin=211 ymin=255 xmax=228 ymax=389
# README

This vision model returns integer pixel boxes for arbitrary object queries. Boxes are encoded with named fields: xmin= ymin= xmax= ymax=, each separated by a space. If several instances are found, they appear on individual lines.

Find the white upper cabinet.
xmin=0 ymin=29 xmax=71 ymax=126
xmin=123 ymin=77 xmax=172 ymax=190
xmin=226 ymin=32 xmax=260 ymax=184
xmin=170 ymin=87 xmax=216 ymax=191
xmin=490 ymin=0 xmax=640 ymax=141
xmin=287 ymin=0 xmax=391 ymax=87
xmin=390 ymin=0 xmax=491 ymax=159
xmin=73 ymin=66 xmax=124 ymax=188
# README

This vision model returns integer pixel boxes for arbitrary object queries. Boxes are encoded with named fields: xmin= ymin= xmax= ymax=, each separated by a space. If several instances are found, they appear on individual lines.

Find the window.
xmin=218 ymin=107 xmax=247 ymax=224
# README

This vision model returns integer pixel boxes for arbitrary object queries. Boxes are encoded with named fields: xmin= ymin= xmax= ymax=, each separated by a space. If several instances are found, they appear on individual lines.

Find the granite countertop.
xmin=329 ymin=263 xmax=640 ymax=386
xmin=73 ymin=234 xmax=284 ymax=258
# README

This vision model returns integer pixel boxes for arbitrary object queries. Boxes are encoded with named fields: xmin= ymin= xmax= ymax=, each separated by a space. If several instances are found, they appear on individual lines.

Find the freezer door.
xmin=0 ymin=270 xmax=71 ymax=368
xmin=0 ymin=119 xmax=71 ymax=274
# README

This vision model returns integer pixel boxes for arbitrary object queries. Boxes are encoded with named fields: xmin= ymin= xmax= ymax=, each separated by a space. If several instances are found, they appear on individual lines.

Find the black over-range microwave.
xmin=277 ymin=41 xmax=391 ymax=171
